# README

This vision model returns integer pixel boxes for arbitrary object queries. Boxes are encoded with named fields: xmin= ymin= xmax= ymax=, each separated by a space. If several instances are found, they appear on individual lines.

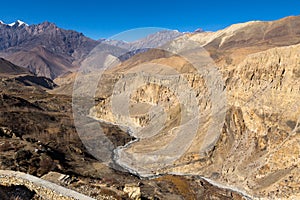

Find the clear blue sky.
xmin=1 ymin=0 xmax=300 ymax=40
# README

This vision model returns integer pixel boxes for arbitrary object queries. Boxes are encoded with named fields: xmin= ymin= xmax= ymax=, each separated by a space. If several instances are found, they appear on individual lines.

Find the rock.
xmin=42 ymin=171 xmax=77 ymax=185
xmin=124 ymin=184 xmax=141 ymax=200
xmin=15 ymin=150 xmax=32 ymax=163
xmin=0 ymin=127 xmax=15 ymax=138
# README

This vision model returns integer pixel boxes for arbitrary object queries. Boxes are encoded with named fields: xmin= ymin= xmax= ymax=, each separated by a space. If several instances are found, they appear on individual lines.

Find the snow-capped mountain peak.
xmin=8 ymin=20 xmax=28 ymax=27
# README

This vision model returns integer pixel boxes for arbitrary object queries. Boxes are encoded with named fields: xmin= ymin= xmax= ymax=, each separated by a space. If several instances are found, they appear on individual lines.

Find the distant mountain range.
xmin=0 ymin=20 xmax=182 ymax=79
xmin=0 ymin=19 xmax=29 ymax=27
xmin=0 ymin=21 xmax=98 ymax=79
xmin=0 ymin=16 xmax=300 ymax=80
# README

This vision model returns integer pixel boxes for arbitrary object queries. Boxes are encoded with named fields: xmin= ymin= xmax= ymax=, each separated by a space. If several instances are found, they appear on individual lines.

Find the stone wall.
xmin=0 ymin=170 xmax=95 ymax=200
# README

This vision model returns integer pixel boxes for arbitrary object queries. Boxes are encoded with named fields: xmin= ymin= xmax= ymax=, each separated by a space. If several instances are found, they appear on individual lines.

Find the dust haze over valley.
xmin=0 ymin=12 xmax=300 ymax=200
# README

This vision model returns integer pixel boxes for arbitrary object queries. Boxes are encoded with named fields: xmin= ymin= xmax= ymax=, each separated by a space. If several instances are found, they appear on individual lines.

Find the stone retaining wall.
xmin=0 ymin=170 xmax=95 ymax=200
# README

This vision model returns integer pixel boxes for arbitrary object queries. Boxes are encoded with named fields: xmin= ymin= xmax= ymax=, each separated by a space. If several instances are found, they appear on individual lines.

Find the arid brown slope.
xmin=190 ymin=15 xmax=300 ymax=65
xmin=5 ymin=46 xmax=77 ymax=79
xmin=0 ymin=58 xmax=30 ymax=76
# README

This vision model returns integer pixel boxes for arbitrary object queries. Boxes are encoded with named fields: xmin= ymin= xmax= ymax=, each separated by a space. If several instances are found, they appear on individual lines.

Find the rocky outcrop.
xmin=14 ymin=75 xmax=57 ymax=89
xmin=123 ymin=183 xmax=141 ymax=200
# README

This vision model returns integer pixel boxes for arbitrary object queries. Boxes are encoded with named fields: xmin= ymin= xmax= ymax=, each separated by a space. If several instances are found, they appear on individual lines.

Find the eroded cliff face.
xmin=88 ymin=38 xmax=300 ymax=198
xmin=220 ymin=44 xmax=300 ymax=198
xmin=169 ymin=44 xmax=299 ymax=199
xmin=175 ymin=44 xmax=300 ymax=199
